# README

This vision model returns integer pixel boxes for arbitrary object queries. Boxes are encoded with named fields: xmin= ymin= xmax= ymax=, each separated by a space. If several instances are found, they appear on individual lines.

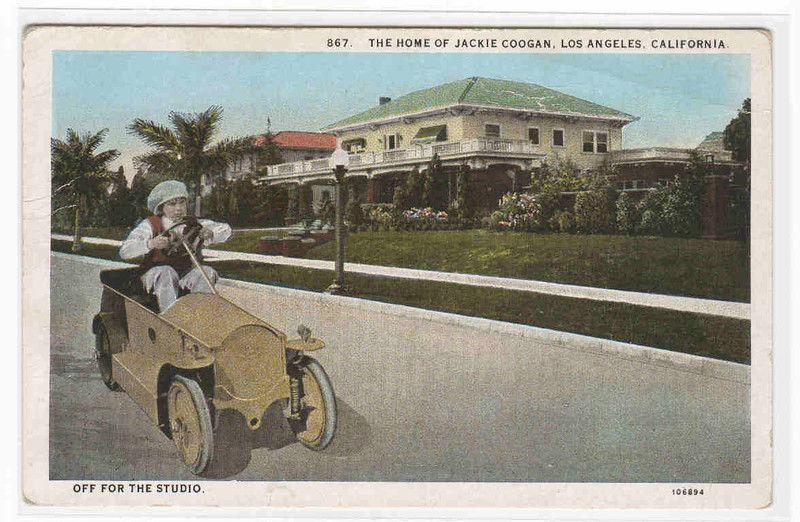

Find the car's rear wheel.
xmin=290 ymin=357 xmax=337 ymax=450
xmin=94 ymin=323 xmax=119 ymax=391
xmin=167 ymin=375 xmax=214 ymax=475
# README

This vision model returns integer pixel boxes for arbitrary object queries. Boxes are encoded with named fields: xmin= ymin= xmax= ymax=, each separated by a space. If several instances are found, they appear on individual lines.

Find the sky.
xmin=52 ymin=51 xmax=750 ymax=181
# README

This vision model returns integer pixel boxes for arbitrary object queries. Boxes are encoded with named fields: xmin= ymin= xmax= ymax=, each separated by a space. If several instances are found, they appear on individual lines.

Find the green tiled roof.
xmin=696 ymin=131 xmax=727 ymax=151
xmin=325 ymin=77 xmax=637 ymax=130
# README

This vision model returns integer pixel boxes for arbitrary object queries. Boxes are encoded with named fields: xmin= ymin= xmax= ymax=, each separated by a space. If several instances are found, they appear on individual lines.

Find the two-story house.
xmin=260 ymin=76 xmax=638 ymax=211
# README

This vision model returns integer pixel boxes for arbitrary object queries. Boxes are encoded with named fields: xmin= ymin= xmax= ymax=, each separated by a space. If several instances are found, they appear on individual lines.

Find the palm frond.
xmin=128 ymin=118 xmax=180 ymax=151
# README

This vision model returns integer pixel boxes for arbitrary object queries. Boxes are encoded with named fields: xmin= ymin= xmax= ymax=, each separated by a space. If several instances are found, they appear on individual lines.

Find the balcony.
xmin=609 ymin=147 xmax=734 ymax=165
xmin=259 ymin=138 xmax=545 ymax=183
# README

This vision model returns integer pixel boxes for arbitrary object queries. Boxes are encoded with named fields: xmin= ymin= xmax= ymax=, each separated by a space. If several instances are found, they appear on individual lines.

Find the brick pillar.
xmin=702 ymin=174 xmax=729 ymax=239
xmin=367 ymin=178 xmax=377 ymax=203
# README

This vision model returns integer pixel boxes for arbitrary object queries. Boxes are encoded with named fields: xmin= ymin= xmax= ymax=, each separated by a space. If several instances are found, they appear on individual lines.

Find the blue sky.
xmin=53 ymin=51 xmax=750 ymax=180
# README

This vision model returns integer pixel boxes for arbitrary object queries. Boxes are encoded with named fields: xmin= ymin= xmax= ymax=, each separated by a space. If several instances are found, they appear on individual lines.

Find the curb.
xmin=51 ymin=251 xmax=750 ymax=386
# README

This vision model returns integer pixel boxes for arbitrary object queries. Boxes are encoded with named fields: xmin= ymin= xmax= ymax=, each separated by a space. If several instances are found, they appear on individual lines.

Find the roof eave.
xmin=324 ymin=103 xmax=638 ymax=133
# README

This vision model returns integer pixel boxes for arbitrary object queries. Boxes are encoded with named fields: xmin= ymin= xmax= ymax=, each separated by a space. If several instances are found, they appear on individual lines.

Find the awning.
xmin=412 ymin=125 xmax=447 ymax=143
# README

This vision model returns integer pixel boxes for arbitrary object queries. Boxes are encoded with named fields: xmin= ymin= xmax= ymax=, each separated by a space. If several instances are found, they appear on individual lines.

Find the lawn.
xmin=308 ymin=230 xmax=750 ymax=302
xmin=52 ymin=226 xmax=131 ymax=241
xmin=51 ymin=239 xmax=751 ymax=364
xmin=52 ymin=227 xmax=750 ymax=302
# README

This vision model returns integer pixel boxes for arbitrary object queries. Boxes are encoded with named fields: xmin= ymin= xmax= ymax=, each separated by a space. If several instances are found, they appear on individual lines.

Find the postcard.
xmin=22 ymin=24 xmax=772 ymax=510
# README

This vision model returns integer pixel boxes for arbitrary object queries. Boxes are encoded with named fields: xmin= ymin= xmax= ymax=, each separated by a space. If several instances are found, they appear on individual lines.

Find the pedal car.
xmin=91 ymin=224 xmax=337 ymax=475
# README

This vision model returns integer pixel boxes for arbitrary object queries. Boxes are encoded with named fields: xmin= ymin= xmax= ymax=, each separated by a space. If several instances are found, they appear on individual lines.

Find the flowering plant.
xmin=490 ymin=192 xmax=543 ymax=231
xmin=396 ymin=207 xmax=448 ymax=230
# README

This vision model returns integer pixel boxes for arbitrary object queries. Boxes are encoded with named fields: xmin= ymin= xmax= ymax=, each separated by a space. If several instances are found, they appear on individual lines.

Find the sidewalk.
xmin=52 ymin=233 xmax=750 ymax=320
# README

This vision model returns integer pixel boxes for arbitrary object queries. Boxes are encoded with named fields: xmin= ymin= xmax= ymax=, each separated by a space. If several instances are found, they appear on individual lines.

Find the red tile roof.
xmin=272 ymin=131 xmax=336 ymax=151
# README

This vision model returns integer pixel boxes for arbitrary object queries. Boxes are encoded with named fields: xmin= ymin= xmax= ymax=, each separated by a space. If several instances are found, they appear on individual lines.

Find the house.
xmin=257 ymin=77 xmax=740 ymax=237
xmin=225 ymin=131 xmax=336 ymax=181
xmin=259 ymin=76 xmax=638 ymax=211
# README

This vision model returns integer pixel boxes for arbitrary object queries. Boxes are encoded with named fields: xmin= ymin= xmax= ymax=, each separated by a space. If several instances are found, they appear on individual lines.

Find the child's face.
xmin=161 ymin=197 xmax=188 ymax=220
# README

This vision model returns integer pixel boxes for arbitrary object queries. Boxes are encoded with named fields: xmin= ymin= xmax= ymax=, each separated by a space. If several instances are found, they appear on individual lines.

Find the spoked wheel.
xmin=290 ymin=357 xmax=337 ymax=450
xmin=94 ymin=323 xmax=119 ymax=391
xmin=167 ymin=375 xmax=214 ymax=475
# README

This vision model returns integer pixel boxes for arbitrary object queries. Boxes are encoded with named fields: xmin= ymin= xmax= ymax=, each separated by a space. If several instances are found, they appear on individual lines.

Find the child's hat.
xmin=147 ymin=180 xmax=189 ymax=214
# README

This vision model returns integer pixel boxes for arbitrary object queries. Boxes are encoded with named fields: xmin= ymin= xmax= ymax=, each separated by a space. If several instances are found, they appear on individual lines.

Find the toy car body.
xmin=92 ymin=265 xmax=337 ymax=475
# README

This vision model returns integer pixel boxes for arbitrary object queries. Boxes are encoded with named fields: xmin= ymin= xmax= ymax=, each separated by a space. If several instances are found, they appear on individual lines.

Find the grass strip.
xmin=51 ymin=228 xmax=750 ymax=302
xmin=52 ymin=239 xmax=750 ymax=365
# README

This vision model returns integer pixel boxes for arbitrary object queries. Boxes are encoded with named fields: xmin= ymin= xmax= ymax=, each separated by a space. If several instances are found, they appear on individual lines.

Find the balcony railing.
xmin=609 ymin=147 xmax=734 ymax=164
xmin=261 ymin=138 xmax=543 ymax=178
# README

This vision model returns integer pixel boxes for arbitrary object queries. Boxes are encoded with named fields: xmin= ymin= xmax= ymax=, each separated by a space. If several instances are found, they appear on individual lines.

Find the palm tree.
xmin=51 ymin=128 xmax=120 ymax=252
xmin=127 ymin=105 xmax=250 ymax=216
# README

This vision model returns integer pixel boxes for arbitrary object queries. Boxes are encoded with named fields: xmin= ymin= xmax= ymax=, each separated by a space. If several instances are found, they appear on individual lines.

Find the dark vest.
xmin=141 ymin=216 xmax=193 ymax=272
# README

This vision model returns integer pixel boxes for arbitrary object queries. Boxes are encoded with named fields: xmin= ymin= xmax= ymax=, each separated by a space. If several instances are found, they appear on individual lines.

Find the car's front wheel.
xmin=288 ymin=357 xmax=337 ymax=451
xmin=167 ymin=375 xmax=215 ymax=475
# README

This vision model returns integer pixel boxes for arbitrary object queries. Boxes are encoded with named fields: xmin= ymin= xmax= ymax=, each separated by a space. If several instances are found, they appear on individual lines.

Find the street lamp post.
xmin=326 ymin=147 xmax=350 ymax=295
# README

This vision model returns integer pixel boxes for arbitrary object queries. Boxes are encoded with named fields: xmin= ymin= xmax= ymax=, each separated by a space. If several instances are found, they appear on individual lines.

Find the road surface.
xmin=49 ymin=254 xmax=750 ymax=482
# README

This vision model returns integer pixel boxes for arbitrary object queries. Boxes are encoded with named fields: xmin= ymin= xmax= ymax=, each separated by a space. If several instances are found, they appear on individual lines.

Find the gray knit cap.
xmin=147 ymin=180 xmax=189 ymax=214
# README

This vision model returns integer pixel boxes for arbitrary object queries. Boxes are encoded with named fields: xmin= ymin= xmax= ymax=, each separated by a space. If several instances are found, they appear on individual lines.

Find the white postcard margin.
xmin=21 ymin=25 xmax=773 ymax=510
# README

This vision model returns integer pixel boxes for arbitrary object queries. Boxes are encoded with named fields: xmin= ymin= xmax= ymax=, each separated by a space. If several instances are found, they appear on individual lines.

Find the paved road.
xmin=50 ymin=254 xmax=750 ymax=482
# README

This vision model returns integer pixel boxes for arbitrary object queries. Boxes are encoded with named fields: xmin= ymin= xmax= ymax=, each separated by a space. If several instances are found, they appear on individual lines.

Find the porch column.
xmin=367 ymin=177 xmax=378 ymax=204
xmin=298 ymin=183 xmax=313 ymax=223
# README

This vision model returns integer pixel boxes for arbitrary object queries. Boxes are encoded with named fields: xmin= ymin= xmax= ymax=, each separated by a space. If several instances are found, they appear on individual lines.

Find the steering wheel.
xmin=159 ymin=217 xmax=204 ymax=258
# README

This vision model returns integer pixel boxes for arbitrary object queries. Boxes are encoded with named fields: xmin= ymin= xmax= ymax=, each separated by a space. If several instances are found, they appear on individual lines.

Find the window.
xmin=704 ymin=154 xmax=715 ymax=163
xmin=552 ymin=129 xmax=565 ymax=147
xmin=583 ymin=131 xmax=609 ymax=153
xmin=528 ymin=127 xmax=540 ymax=145
xmin=384 ymin=133 xmax=402 ymax=150
xmin=582 ymin=131 xmax=594 ymax=153
xmin=597 ymin=132 xmax=608 ymax=153
xmin=485 ymin=124 xmax=501 ymax=138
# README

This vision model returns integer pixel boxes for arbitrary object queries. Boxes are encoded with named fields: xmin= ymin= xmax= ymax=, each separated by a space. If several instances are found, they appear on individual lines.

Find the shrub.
xmin=615 ymin=192 xmax=637 ymax=235
xmin=363 ymin=204 xmax=394 ymax=231
xmin=636 ymin=188 xmax=667 ymax=235
xmin=549 ymin=209 xmax=574 ymax=233
xmin=574 ymin=188 xmax=616 ymax=234
xmin=490 ymin=192 xmax=543 ymax=232
xmin=661 ymin=175 xmax=703 ymax=238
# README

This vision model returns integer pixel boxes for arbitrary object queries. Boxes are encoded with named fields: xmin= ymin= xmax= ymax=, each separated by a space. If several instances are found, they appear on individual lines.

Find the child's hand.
xmin=201 ymin=227 xmax=214 ymax=242
xmin=148 ymin=236 xmax=170 ymax=251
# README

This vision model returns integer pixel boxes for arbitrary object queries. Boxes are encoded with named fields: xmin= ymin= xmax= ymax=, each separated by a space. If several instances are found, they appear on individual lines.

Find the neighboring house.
xmin=260 ymin=76 xmax=638 ymax=211
xmin=225 ymin=131 xmax=336 ymax=181
xmin=273 ymin=131 xmax=337 ymax=162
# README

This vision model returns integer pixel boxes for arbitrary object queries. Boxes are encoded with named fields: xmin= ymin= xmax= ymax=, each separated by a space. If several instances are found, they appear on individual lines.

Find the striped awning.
xmin=412 ymin=125 xmax=447 ymax=143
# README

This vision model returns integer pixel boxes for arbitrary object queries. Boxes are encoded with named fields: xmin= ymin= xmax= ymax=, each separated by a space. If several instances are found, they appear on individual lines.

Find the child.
xmin=119 ymin=180 xmax=232 ymax=311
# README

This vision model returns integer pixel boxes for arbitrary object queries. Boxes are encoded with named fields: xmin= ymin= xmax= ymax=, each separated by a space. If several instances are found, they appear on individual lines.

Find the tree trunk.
xmin=71 ymin=193 xmax=85 ymax=252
